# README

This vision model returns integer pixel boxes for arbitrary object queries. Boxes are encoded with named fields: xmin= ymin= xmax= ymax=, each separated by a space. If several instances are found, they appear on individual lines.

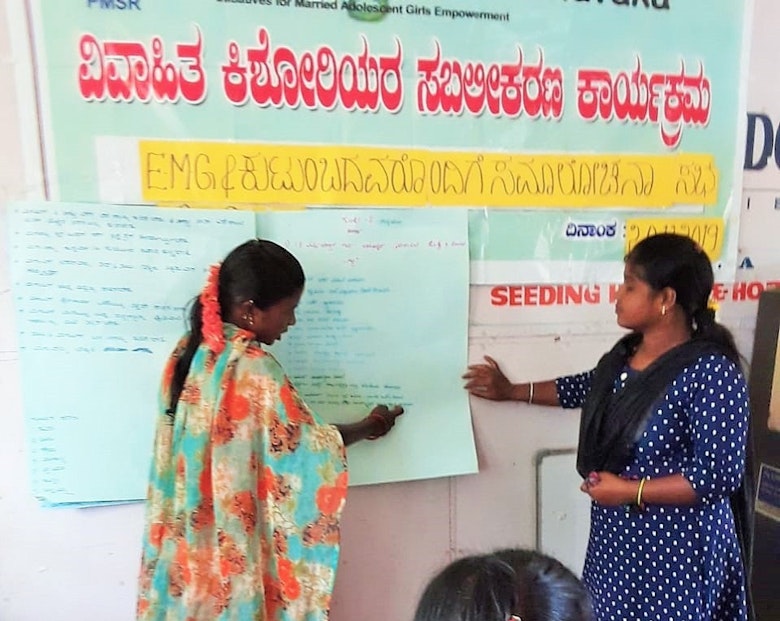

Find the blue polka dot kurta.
xmin=556 ymin=353 xmax=749 ymax=621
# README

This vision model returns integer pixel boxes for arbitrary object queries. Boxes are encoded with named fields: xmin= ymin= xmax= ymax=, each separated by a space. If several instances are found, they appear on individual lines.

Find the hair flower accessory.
xmin=200 ymin=263 xmax=225 ymax=354
xmin=707 ymin=298 xmax=720 ymax=315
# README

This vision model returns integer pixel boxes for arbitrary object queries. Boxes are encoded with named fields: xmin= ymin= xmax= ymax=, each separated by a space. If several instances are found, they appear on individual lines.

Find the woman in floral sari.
xmin=137 ymin=239 xmax=403 ymax=620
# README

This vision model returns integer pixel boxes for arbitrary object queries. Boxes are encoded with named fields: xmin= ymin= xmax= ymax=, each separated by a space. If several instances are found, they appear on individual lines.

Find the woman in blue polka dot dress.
xmin=463 ymin=233 xmax=753 ymax=621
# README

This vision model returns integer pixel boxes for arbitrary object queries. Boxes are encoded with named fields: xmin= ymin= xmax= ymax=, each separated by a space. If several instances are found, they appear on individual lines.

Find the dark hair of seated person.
xmin=414 ymin=548 xmax=594 ymax=621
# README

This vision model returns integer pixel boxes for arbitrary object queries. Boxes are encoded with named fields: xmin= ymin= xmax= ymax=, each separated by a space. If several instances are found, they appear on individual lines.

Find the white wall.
xmin=1 ymin=0 xmax=777 ymax=620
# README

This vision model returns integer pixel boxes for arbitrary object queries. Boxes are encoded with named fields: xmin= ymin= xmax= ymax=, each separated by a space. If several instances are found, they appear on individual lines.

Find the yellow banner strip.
xmin=140 ymin=140 xmax=718 ymax=209
xmin=625 ymin=217 xmax=724 ymax=260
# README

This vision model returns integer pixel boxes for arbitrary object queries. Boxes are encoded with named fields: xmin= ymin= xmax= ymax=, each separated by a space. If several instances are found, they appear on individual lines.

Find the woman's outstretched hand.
xmin=366 ymin=404 xmax=404 ymax=439
xmin=337 ymin=405 xmax=404 ymax=446
xmin=462 ymin=355 xmax=514 ymax=401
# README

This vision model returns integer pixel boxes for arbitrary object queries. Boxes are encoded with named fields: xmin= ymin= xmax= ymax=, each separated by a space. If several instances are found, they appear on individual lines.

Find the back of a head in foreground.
xmin=414 ymin=549 xmax=594 ymax=621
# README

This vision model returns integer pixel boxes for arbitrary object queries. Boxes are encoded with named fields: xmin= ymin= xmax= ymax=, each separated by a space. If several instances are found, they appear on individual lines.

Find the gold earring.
xmin=661 ymin=305 xmax=667 ymax=316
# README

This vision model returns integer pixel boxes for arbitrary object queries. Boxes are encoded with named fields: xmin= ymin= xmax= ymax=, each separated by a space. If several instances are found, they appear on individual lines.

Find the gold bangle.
xmin=636 ymin=477 xmax=647 ymax=507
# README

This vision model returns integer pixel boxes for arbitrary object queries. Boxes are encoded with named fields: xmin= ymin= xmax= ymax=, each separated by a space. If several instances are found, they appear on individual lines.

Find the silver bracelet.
xmin=528 ymin=382 xmax=534 ymax=405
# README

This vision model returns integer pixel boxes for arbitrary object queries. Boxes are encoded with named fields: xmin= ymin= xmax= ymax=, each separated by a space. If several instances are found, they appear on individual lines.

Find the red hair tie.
xmin=200 ymin=263 xmax=225 ymax=354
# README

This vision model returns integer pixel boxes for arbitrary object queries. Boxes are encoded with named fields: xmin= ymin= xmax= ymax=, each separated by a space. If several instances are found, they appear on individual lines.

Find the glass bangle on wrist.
xmin=625 ymin=476 xmax=647 ymax=514
xmin=366 ymin=411 xmax=390 ymax=440
xmin=636 ymin=477 xmax=647 ymax=507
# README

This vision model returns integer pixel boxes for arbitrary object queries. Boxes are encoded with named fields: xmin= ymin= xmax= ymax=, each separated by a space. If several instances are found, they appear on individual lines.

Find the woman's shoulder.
xmin=661 ymin=353 xmax=747 ymax=411
xmin=679 ymin=351 xmax=745 ymax=385
xmin=236 ymin=342 xmax=287 ymax=379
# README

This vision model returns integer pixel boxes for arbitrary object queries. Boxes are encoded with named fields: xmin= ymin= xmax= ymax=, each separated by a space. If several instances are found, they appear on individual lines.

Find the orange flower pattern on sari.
xmin=302 ymin=514 xmax=341 ymax=547
xmin=137 ymin=324 xmax=347 ymax=620
xmin=315 ymin=474 xmax=348 ymax=515
xmin=280 ymin=381 xmax=315 ymax=424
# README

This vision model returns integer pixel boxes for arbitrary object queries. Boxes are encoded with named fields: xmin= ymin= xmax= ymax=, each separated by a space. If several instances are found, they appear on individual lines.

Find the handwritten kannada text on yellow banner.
xmin=140 ymin=141 xmax=718 ymax=209
xmin=625 ymin=217 xmax=724 ymax=260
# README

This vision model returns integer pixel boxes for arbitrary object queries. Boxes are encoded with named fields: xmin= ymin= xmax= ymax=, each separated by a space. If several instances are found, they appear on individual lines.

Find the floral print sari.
xmin=137 ymin=324 xmax=347 ymax=620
